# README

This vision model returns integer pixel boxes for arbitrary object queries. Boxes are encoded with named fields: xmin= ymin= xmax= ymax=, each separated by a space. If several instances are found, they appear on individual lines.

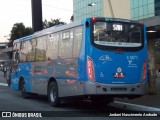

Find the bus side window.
xmin=15 ymin=51 xmax=19 ymax=61
xmin=12 ymin=42 xmax=20 ymax=63
xmin=20 ymin=41 xmax=28 ymax=62
xmin=13 ymin=42 xmax=20 ymax=51
xmin=59 ymin=29 xmax=73 ymax=59
xmin=12 ymin=51 xmax=20 ymax=64
xmin=73 ymin=26 xmax=83 ymax=58
xmin=46 ymin=33 xmax=59 ymax=60
xmin=35 ymin=36 xmax=47 ymax=61
xmin=26 ymin=39 xmax=36 ymax=62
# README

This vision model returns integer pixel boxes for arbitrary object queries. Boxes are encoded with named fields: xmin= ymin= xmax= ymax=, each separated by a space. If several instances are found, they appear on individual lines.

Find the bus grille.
xmin=111 ymin=87 xmax=127 ymax=91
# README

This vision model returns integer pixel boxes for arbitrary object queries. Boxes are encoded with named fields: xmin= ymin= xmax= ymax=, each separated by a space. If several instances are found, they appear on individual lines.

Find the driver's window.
xmin=12 ymin=42 xmax=20 ymax=63
xmin=12 ymin=51 xmax=19 ymax=63
xmin=15 ymin=51 xmax=19 ymax=62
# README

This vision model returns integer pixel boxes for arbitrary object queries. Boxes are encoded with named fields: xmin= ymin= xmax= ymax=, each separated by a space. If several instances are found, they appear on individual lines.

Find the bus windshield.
xmin=93 ymin=22 xmax=143 ymax=48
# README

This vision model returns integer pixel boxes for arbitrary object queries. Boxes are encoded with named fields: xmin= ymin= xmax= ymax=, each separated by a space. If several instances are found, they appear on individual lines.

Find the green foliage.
xmin=70 ymin=15 xmax=74 ymax=22
xmin=8 ymin=23 xmax=33 ymax=47
xmin=43 ymin=18 xmax=66 ymax=29
xmin=25 ymin=27 xmax=33 ymax=36
xmin=8 ymin=19 xmax=66 ymax=47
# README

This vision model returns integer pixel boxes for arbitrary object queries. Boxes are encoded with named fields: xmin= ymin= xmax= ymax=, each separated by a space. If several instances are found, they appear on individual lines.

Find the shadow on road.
xmin=22 ymin=93 xmax=127 ymax=111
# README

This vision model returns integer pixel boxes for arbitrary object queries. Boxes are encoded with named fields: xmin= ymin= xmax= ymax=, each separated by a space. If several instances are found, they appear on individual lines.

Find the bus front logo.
xmin=99 ymin=55 xmax=112 ymax=61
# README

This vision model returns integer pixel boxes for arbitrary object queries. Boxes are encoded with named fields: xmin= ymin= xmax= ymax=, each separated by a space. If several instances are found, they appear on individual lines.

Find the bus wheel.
xmin=21 ymin=80 xmax=30 ymax=99
xmin=48 ymin=81 xmax=60 ymax=107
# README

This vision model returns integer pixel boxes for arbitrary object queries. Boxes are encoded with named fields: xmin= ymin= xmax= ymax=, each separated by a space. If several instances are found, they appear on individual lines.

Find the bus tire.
xmin=48 ymin=81 xmax=60 ymax=107
xmin=21 ymin=80 xmax=30 ymax=99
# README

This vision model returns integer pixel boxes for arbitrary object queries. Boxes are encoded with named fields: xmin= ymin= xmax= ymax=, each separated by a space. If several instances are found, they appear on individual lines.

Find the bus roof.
xmin=13 ymin=35 xmax=33 ymax=44
xmin=13 ymin=20 xmax=82 ymax=44
xmin=13 ymin=17 xmax=143 ymax=44
xmin=33 ymin=20 xmax=82 ymax=38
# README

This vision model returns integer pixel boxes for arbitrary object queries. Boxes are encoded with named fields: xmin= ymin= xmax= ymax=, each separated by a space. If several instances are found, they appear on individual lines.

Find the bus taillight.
xmin=87 ymin=57 xmax=95 ymax=81
xmin=91 ymin=17 xmax=96 ymax=21
xmin=142 ymin=60 xmax=147 ymax=81
xmin=43 ymin=69 xmax=48 ymax=74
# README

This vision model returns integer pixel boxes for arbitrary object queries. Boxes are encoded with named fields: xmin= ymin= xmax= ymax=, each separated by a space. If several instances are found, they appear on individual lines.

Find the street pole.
xmin=31 ymin=0 xmax=43 ymax=32
xmin=107 ymin=0 xmax=114 ymax=18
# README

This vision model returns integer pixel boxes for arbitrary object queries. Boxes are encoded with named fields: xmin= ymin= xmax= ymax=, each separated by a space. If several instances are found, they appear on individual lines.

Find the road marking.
xmin=109 ymin=101 xmax=160 ymax=114
xmin=0 ymin=83 xmax=8 ymax=87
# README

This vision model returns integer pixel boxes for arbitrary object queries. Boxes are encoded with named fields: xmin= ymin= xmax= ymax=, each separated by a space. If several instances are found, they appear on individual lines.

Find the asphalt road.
xmin=1 ymin=86 xmax=159 ymax=120
xmin=0 ymin=85 xmax=122 ymax=113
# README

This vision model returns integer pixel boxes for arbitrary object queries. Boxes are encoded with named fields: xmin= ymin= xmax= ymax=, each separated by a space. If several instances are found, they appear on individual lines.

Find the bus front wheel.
xmin=48 ymin=81 xmax=60 ymax=107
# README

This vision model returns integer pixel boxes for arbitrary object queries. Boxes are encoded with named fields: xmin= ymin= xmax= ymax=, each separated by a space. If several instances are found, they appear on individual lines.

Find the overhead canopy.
xmin=138 ymin=16 xmax=160 ymax=39
xmin=1 ymin=47 xmax=12 ymax=53
xmin=138 ymin=16 xmax=160 ymax=27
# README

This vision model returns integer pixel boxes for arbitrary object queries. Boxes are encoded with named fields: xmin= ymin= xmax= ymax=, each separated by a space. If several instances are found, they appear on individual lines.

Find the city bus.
xmin=11 ymin=17 xmax=148 ymax=106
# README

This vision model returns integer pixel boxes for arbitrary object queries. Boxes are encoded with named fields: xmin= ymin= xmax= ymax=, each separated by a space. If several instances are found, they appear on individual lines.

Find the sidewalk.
xmin=115 ymin=94 xmax=160 ymax=109
xmin=115 ymin=78 xmax=160 ymax=109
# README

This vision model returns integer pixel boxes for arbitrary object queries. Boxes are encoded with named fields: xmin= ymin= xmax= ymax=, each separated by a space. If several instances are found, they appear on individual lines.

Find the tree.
xmin=25 ymin=27 xmax=33 ymax=36
xmin=43 ymin=18 xmax=66 ymax=29
xmin=8 ymin=23 xmax=33 ymax=47
xmin=70 ymin=15 xmax=74 ymax=22
xmin=10 ymin=23 xmax=25 ymax=40
xmin=8 ymin=19 xmax=66 ymax=47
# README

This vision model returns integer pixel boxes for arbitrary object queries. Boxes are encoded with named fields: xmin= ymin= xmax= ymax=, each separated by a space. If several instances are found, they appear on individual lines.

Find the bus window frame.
xmin=90 ymin=18 xmax=145 ymax=52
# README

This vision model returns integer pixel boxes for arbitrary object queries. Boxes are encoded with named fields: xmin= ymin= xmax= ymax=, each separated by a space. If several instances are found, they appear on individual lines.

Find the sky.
xmin=0 ymin=0 xmax=73 ymax=42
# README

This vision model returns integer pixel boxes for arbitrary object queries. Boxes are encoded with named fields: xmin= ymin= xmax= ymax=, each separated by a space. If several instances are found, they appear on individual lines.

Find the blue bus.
xmin=11 ymin=17 xmax=148 ymax=106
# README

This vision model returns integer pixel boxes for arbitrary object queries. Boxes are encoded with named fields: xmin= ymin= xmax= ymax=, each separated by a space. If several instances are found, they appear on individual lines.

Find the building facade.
xmin=130 ymin=0 xmax=160 ymax=20
xmin=155 ymin=0 xmax=160 ymax=15
xmin=0 ymin=42 xmax=11 ymax=67
xmin=131 ymin=0 xmax=160 ymax=94
xmin=130 ymin=0 xmax=155 ymax=20
xmin=73 ymin=0 xmax=130 ymax=21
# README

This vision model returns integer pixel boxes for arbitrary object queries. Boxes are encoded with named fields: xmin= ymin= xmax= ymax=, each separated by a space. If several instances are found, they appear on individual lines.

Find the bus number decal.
xmin=127 ymin=56 xmax=138 ymax=68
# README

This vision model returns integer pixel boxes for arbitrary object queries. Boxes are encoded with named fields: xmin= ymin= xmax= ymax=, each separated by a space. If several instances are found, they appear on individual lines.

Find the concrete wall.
xmin=103 ymin=0 xmax=130 ymax=19
xmin=148 ymin=39 xmax=157 ymax=94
